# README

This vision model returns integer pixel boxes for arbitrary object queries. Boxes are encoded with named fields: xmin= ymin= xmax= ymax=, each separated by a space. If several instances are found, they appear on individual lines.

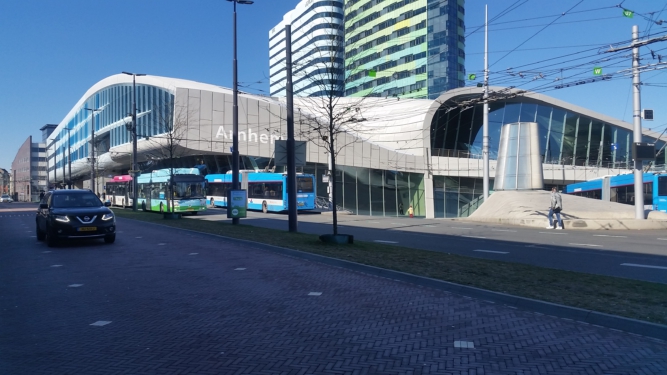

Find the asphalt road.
xmin=1 ymin=202 xmax=665 ymax=374
xmin=191 ymin=207 xmax=667 ymax=284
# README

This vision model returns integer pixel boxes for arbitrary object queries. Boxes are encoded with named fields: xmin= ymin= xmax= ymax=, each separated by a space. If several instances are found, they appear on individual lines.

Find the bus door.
xmin=653 ymin=174 xmax=667 ymax=212
xmin=144 ymin=185 xmax=152 ymax=211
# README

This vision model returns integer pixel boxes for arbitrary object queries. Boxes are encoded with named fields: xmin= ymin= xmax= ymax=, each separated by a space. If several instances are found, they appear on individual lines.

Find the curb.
xmin=119 ymin=216 xmax=667 ymax=342
xmin=463 ymin=217 xmax=667 ymax=230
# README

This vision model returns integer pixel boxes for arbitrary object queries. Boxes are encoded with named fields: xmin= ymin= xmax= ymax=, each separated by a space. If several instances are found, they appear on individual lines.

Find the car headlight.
xmin=54 ymin=215 xmax=69 ymax=223
xmin=102 ymin=213 xmax=114 ymax=221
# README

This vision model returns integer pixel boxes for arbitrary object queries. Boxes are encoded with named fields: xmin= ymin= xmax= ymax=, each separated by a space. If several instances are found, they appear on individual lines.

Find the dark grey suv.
xmin=36 ymin=190 xmax=116 ymax=247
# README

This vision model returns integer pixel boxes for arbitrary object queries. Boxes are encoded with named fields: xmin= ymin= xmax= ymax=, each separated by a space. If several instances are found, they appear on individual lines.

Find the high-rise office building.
xmin=344 ymin=0 xmax=465 ymax=99
xmin=269 ymin=0 xmax=345 ymax=97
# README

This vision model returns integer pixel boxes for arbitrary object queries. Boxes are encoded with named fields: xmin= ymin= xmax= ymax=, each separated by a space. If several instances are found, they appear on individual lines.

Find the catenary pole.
xmin=631 ymin=25 xmax=644 ymax=220
xmin=482 ymin=4 xmax=489 ymax=200
xmin=286 ymin=23 xmax=297 ymax=232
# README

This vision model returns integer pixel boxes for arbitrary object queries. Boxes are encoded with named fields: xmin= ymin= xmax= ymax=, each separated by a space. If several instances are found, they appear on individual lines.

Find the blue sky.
xmin=1 ymin=0 xmax=666 ymax=171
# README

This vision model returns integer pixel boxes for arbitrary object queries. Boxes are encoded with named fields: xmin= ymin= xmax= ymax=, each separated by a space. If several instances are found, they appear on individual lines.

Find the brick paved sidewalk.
xmin=1 ymin=214 xmax=665 ymax=374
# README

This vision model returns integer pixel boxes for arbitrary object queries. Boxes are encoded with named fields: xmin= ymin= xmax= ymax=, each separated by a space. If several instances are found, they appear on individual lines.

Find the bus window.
xmin=659 ymin=176 xmax=667 ymax=196
xmin=297 ymin=177 xmax=314 ymax=193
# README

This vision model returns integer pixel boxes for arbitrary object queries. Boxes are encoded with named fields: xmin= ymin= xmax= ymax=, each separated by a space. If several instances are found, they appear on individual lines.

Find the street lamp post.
xmin=122 ymin=71 xmax=146 ymax=211
xmin=227 ymin=0 xmax=253 ymax=225
xmin=66 ymin=127 xmax=72 ymax=189
xmin=85 ymin=107 xmax=101 ymax=194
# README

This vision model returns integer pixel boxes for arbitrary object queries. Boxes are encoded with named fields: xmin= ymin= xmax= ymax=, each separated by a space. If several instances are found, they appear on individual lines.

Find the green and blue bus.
xmin=136 ymin=168 xmax=207 ymax=214
xmin=205 ymin=172 xmax=316 ymax=213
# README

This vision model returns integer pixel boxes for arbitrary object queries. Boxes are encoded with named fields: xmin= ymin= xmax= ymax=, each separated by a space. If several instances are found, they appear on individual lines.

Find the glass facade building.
xmin=269 ymin=0 xmax=345 ymax=97
xmin=344 ymin=0 xmax=465 ymax=99
xmin=43 ymin=75 xmax=664 ymax=220
xmin=49 ymin=84 xmax=174 ymax=179
xmin=430 ymin=97 xmax=666 ymax=169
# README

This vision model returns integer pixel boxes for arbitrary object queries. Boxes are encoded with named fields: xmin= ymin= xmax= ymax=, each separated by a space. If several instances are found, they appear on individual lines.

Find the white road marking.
xmin=492 ymin=229 xmax=516 ymax=232
xmin=539 ymin=232 xmax=566 ymax=235
xmin=593 ymin=235 xmax=627 ymax=238
xmin=621 ymin=263 xmax=667 ymax=270
xmin=308 ymin=292 xmax=322 ymax=296
xmin=525 ymin=244 xmax=549 ymax=249
xmin=189 ymin=253 xmax=198 ymax=255
xmin=135 ymin=236 xmax=143 ymax=239
xmin=473 ymin=250 xmax=509 ymax=254
xmin=454 ymin=341 xmax=474 ymax=349
xmin=158 ymin=243 xmax=166 ymax=246
xmin=374 ymin=240 xmax=398 ymax=244
xmin=367 ymin=221 xmax=380 ymax=224
xmin=234 ymin=268 xmax=246 ymax=271
xmin=42 ymin=251 xmax=51 ymax=253
xmin=68 ymin=284 xmax=84 ymax=288
xmin=658 ymin=238 xmax=667 ymax=241
xmin=568 ymin=243 xmax=602 ymax=247
xmin=90 ymin=321 xmax=112 ymax=326
xmin=391 ymin=223 xmax=403 ymax=225
xmin=462 ymin=235 xmax=486 ymax=239
xmin=50 ymin=265 xmax=62 ymax=268
xmin=451 ymin=227 xmax=472 ymax=229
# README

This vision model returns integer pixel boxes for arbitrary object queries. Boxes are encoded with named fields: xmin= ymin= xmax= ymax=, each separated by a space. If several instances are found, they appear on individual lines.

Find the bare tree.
xmin=283 ymin=26 xmax=379 ymax=236
xmin=145 ymin=98 xmax=193 ymax=214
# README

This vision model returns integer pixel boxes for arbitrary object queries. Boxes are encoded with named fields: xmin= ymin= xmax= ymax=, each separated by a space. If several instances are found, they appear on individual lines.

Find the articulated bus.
xmin=564 ymin=172 xmax=667 ymax=212
xmin=136 ymin=168 xmax=207 ymax=214
xmin=106 ymin=175 xmax=133 ymax=207
xmin=205 ymin=172 xmax=316 ymax=213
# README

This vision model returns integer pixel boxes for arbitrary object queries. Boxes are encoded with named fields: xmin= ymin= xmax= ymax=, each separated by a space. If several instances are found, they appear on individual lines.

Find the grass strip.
xmin=113 ymin=209 xmax=667 ymax=325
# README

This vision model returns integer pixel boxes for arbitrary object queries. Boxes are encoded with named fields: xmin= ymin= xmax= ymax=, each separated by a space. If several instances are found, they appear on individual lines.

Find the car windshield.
xmin=52 ymin=193 xmax=102 ymax=208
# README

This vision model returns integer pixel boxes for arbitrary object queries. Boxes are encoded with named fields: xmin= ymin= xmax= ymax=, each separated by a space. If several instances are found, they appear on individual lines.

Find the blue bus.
xmin=136 ymin=168 xmax=207 ymax=214
xmin=563 ymin=172 xmax=667 ymax=212
xmin=205 ymin=172 xmax=316 ymax=213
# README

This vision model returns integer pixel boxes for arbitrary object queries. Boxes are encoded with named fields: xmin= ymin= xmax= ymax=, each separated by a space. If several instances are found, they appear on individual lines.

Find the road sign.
xmin=593 ymin=67 xmax=602 ymax=75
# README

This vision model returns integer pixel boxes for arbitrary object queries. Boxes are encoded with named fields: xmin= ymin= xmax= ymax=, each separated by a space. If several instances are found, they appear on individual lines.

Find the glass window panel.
xmin=357 ymin=168 xmax=370 ymax=216
xmin=469 ymin=104 xmax=484 ymax=155
xmin=370 ymin=169 xmax=384 ymax=215
xmin=519 ymin=102 xmax=537 ymax=122
xmin=561 ymin=112 xmax=578 ymax=165
xmin=547 ymin=108 xmax=566 ymax=164
xmin=615 ymin=127 xmax=630 ymax=168
xmin=443 ymin=110 xmax=459 ymax=149
xmin=588 ymin=121 xmax=603 ymax=166
xmin=342 ymin=167 xmax=357 ymax=214
xmin=455 ymin=107 xmax=474 ymax=152
xmin=535 ymin=105 xmax=552 ymax=158
xmin=384 ymin=171 xmax=398 ymax=216
xmin=433 ymin=176 xmax=444 ymax=218
xmin=409 ymin=173 xmax=424 ymax=216
xmin=445 ymin=191 xmax=459 ymax=217
xmin=488 ymin=101 xmax=505 ymax=159
xmin=575 ymin=117 xmax=591 ymax=166
xmin=502 ymin=102 xmax=521 ymax=124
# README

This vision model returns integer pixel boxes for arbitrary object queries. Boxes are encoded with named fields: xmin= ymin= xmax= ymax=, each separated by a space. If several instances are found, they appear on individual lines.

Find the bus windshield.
xmin=173 ymin=182 xmax=205 ymax=199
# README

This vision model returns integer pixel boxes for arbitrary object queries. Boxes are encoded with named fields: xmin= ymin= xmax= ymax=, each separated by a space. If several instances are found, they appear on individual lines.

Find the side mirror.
xmin=39 ymin=203 xmax=48 ymax=209
xmin=104 ymin=201 xmax=111 ymax=207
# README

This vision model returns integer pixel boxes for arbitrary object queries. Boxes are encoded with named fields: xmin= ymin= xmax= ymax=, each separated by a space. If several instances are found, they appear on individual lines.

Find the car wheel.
xmin=46 ymin=227 xmax=58 ymax=248
xmin=36 ymin=221 xmax=45 ymax=241
xmin=104 ymin=234 xmax=116 ymax=244
xmin=262 ymin=201 xmax=268 ymax=213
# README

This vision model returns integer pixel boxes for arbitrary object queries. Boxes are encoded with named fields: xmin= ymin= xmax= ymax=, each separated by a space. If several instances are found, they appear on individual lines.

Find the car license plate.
xmin=78 ymin=227 xmax=97 ymax=232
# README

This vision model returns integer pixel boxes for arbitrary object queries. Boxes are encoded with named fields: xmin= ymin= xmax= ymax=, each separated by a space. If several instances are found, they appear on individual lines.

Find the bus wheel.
xmin=160 ymin=203 xmax=164 ymax=213
xmin=210 ymin=198 xmax=215 ymax=208
xmin=262 ymin=201 xmax=268 ymax=213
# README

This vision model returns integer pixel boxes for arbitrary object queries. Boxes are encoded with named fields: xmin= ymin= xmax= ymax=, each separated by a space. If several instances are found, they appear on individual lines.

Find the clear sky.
xmin=1 ymin=0 xmax=666 ymax=171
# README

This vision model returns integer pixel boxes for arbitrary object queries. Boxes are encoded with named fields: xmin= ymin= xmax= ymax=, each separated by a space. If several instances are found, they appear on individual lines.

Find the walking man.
xmin=547 ymin=187 xmax=563 ymax=230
